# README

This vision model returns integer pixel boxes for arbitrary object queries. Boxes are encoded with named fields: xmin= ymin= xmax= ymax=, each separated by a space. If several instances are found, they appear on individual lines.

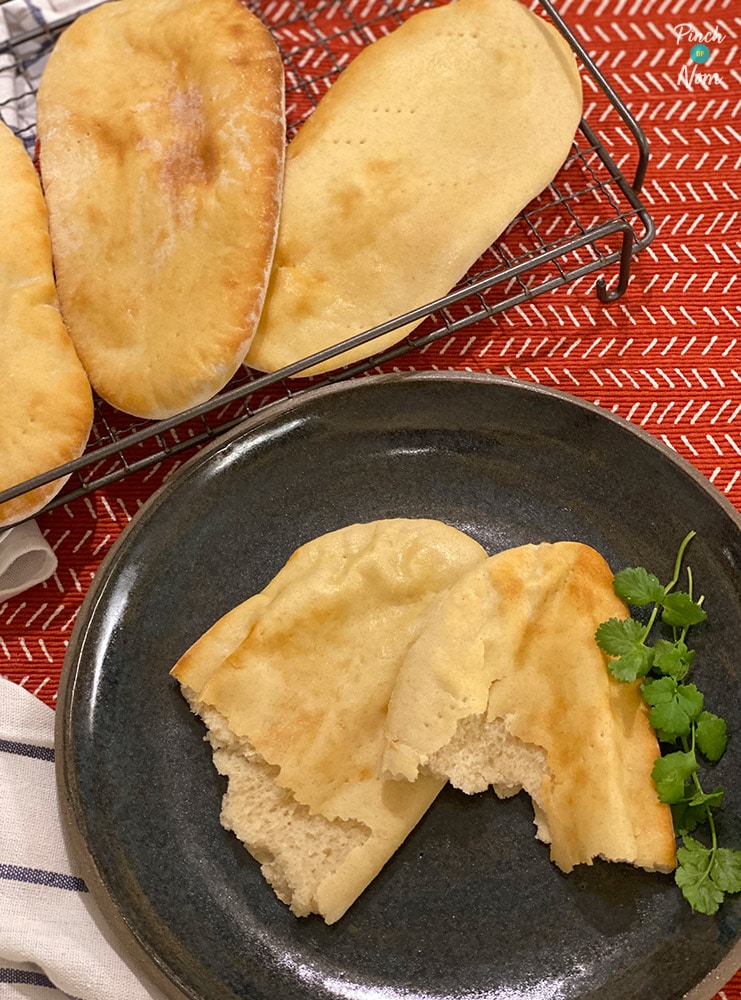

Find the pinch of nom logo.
xmin=673 ymin=23 xmax=726 ymax=89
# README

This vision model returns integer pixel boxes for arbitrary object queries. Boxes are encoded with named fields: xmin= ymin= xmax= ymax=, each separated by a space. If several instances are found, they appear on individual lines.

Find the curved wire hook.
xmin=596 ymin=226 xmax=635 ymax=304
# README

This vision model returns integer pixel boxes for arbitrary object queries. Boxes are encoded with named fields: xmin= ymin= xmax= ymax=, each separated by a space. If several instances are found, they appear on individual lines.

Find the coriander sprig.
xmin=595 ymin=530 xmax=741 ymax=916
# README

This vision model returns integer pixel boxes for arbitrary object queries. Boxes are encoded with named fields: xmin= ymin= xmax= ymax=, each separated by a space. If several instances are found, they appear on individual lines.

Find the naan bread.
xmin=245 ymin=0 xmax=583 ymax=376
xmin=383 ymin=542 xmax=677 ymax=875
xmin=171 ymin=518 xmax=488 ymax=923
xmin=36 ymin=0 xmax=285 ymax=419
xmin=0 ymin=121 xmax=93 ymax=528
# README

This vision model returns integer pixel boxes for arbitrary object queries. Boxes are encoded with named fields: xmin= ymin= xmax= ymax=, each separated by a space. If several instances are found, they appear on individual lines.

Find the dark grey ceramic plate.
xmin=57 ymin=371 xmax=741 ymax=1000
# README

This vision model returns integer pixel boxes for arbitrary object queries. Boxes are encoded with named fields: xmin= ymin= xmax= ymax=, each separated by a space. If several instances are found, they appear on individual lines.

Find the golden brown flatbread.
xmin=0 ymin=121 xmax=93 ymax=528
xmin=244 ymin=0 xmax=583 ymax=376
xmin=172 ymin=518 xmax=488 ymax=922
xmin=383 ymin=541 xmax=677 ymax=874
xmin=36 ymin=0 xmax=285 ymax=419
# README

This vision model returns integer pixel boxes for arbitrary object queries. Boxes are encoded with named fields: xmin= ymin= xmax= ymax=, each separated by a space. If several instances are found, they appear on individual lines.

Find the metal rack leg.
xmin=596 ymin=226 xmax=635 ymax=304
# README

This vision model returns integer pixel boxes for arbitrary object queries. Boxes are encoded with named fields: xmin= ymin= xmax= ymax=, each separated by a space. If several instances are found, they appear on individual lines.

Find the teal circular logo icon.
xmin=690 ymin=44 xmax=711 ymax=63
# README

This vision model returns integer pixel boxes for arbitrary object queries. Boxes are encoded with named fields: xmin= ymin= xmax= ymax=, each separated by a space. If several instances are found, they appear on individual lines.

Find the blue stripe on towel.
xmin=0 ymin=965 xmax=84 ymax=998
xmin=0 ymin=738 xmax=55 ymax=762
xmin=0 ymin=864 xmax=87 ymax=892
xmin=0 ymin=967 xmax=56 ymax=986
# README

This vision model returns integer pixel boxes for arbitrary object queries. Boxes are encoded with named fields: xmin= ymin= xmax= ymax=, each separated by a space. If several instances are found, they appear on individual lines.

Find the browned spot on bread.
xmin=160 ymin=86 xmax=219 ymax=196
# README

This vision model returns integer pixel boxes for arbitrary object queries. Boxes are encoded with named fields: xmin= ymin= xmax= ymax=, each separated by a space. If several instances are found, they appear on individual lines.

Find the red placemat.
xmin=1 ymin=0 xmax=739 ymax=995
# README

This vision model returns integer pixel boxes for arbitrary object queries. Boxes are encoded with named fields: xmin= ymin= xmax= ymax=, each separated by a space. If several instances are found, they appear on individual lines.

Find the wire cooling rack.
xmin=0 ymin=0 xmax=656 ymax=519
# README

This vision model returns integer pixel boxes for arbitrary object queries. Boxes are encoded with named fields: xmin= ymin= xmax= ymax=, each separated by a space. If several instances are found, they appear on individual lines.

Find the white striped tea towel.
xmin=0 ymin=676 xmax=169 ymax=999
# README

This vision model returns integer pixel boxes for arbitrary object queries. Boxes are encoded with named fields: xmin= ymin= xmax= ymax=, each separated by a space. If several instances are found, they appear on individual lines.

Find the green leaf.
xmin=651 ymin=638 xmax=695 ymax=680
xmin=642 ymin=676 xmax=678 ymax=706
xmin=676 ymin=866 xmax=725 ymax=915
xmin=642 ymin=677 xmax=689 ymax=741
xmin=641 ymin=678 xmax=702 ymax=743
xmin=595 ymin=617 xmax=646 ymax=657
xmin=675 ymin=683 xmax=704 ymax=721
xmin=661 ymin=591 xmax=708 ymax=628
xmin=677 ymin=836 xmax=713 ymax=873
xmin=671 ymin=787 xmax=723 ymax=834
xmin=649 ymin=702 xmax=692 ymax=743
xmin=675 ymin=837 xmax=724 ymax=915
xmin=612 ymin=566 xmax=665 ymax=606
xmin=595 ymin=618 xmax=653 ymax=683
xmin=695 ymin=711 xmax=728 ymax=763
xmin=609 ymin=648 xmax=654 ymax=683
xmin=652 ymin=750 xmax=699 ymax=803
xmin=672 ymin=799 xmax=710 ymax=835
xmin=710 ymin=849 xmax=741 ymax=894
xmin=674 ymin=838 xmax=741 ymax=914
